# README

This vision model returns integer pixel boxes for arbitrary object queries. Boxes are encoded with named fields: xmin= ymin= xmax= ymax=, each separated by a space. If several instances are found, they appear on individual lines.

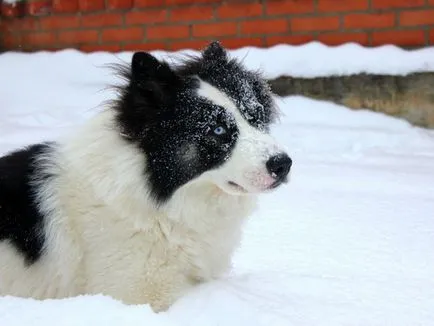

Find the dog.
xmin=0 ymin=41 xmax=292 ymax=312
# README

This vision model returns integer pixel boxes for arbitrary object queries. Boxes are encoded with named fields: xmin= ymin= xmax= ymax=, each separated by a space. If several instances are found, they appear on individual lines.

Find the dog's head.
xmin=114 ymin=41 xmax=292 ymax=204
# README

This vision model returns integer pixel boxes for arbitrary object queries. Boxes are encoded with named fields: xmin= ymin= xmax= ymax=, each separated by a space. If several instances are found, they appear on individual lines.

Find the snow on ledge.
xmin=3 ymin=41 xmax=434 ymax=79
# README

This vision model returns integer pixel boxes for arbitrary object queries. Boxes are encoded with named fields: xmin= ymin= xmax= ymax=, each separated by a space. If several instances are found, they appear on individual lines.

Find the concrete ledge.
xmin=268 ymin=72 xmax=434 ymax=128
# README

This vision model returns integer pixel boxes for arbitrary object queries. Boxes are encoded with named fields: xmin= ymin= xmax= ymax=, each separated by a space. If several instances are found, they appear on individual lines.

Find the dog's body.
xmin=0 ymin=42 xmax=291 ymax=312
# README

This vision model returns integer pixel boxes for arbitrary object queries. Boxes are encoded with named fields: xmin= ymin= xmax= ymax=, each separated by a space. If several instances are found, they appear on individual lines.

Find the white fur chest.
xmin=57 ymin=111 xmax=258 ymax=310
xmin=67 ymin=180 xmax=256 ymax=311
xmin=163 ymin=183 xmax=258 ymax=280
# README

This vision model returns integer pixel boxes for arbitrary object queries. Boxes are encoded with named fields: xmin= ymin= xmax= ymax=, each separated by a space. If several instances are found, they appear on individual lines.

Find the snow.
xmin=1 ymin=43 xmax=434 ymax=325
xmin=230 ymin=42 xmax=434 ymax=78
xmin=156 ymin=41 xmax=434 ymax=78
xmin=2 ymin=0 xmax=23 ymax=5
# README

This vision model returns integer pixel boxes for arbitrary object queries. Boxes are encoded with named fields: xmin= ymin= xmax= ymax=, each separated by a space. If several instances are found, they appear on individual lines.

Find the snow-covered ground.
xmin=1 ymin=42 xmax=434 ymax=326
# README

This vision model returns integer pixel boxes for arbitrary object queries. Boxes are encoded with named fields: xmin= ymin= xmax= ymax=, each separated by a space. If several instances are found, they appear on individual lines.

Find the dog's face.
xmin=115 ymin=42 xmax=291 ymax=204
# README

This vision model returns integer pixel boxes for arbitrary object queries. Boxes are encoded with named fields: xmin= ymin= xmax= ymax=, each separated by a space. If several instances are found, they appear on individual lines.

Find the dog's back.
xmin=0 ymin=144 xmax=48 ymax=266
xmin=0 ymin=142 xmax=85 ymax=299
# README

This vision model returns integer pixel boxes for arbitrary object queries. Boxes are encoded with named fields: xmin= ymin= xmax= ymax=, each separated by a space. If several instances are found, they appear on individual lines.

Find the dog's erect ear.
xmin=202 ymin=41 xmax=228 ymax=62
xmin=131 ymin=52 xmax=177 ymax=83
xmin=130 ymin=51 xmax=181 ymax=106
xmin=131 ymin=52 xmax=160 ymax=78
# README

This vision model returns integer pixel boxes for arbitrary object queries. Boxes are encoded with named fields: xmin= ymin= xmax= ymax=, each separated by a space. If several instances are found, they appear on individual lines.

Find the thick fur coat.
xmin=0 ymin=42 xmax=291 ymax=312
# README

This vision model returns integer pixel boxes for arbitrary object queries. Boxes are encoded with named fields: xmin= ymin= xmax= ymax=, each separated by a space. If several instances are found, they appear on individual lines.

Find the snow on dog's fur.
xmin=0 ymin=42 xmax=292 ymax=312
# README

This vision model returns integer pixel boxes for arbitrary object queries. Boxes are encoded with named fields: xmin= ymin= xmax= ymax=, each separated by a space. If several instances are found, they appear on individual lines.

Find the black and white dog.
xmin=0 ymin=42 xmax=291 ymax=312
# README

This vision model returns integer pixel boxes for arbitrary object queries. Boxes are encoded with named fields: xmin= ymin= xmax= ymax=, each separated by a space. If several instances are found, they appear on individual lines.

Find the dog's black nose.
xmin=266 ymin=153 xmax=292 ymax=181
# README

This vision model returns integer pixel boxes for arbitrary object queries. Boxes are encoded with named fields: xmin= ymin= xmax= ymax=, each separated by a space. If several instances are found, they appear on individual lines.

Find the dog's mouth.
xmin=227 ymin=181 xmax=247 ymax=193
xmin=267 ymin=177 xmax=287 ymax=190
xmin=227 ymin=178 xmax=286 ymax=194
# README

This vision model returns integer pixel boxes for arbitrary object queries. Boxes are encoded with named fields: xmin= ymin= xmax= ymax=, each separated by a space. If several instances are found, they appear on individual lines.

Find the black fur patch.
xmin=0 ymin=143 xmax=52 ymax=265
xmin=176 ymin=41 xmax=277 ymax=131
xmin=113 ymin=46 xmax=240 ymax=204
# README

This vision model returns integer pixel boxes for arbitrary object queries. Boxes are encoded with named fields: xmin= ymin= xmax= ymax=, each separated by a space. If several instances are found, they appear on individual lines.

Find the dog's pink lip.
xmin=228 ymin=181 xmax=247 ymax=193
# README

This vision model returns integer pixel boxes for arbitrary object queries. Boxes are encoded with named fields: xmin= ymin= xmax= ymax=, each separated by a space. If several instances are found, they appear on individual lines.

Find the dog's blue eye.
xmin=213 ymin=126 xmax=226 ymax=135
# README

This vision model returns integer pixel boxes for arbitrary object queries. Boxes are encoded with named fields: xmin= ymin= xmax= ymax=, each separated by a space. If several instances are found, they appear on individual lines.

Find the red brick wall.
xmin=1 ymin=0 xmax=434 ymax=52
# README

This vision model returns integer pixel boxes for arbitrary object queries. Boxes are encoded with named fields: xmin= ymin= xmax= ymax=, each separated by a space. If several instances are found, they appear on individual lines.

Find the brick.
xmin=123 ymin=42 xmax=167 ymax=51
xmin=317 ymin=0 xmax=368 ymax=12
xmin=218 ymin=3 xmax=263 ymax=19
xmin=58 ymin=30 xmax=99 ymax=45
xmin=80 ymin=44 xmax=122 ymax=52
xmin=52 ymin=0 xmax=78 ymax=13
xmin=400 ymin=10 xmax=434 ymax=26
xmin=169 ymin=39 xmax=212 ymax=51
xmin=266 ymin=0 xmax=314 ymax=15
xmin=192 ymin=22 xmax=237 ymax=37
xmin=166 ymin=0 xmax=220 ymax=4
xmin=25 ymin=0 xmax=51 ymax=16
xmin=266 ymin=34 xmax=314 ymax=46
xmin=39 ymin=16 xmax=81 ymax=29
xmin=372 ymin=0 xmax=425 ymax=9
xmin=431 ymin=29 xmax=434 ymax=44
xmin=170 ymin=6 xmax=214 ymax=22
xmin=146 ymin=25 xmax=190 ymax=39
xmin=107 ymin=0 xmax=133 ymax=10
xmin=101 ymin=27 xmax=144 ymax=42
xmin=125 ymin=9 xmax=167 ymax=25
xmin=166 ymin=0 xmax=196 ymax=4
xmin=0 ymin=22 xmax=5 ymax=37
xmin=22 ymin=31 xmax=57 ymax=46
xmin=78 ymin=0 xmax=105 ymax=11
xmin=1 ymin=33 xmax=22 ymax=48
xmin=318 ymin=32 xmax=369 ymax=45
xmin=38 ymin=47 xmax=64 ymax=52
xmin=241 ymin=19 xmax=288 ymax=35
xmin=221 ymin=37 xmax=264 ymax=49
xmin=81 ymin=13 xmax=123 ymax=27
xmin=5 ymin=17 xmax=39 ymax=32
xmin=371 ymin=30 xmax=425 ymax=46
xmin=291 ymin=16 xmax=339 ymax=32
xmin=134 ymin=0 xmax=164 ymax=8
xmin=344 ymin=13 xmax=395 ymax=29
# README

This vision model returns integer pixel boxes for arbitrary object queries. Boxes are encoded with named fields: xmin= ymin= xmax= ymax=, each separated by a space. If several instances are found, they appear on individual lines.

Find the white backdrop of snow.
xmin=0 ymin=43 xmax=433 ymax=326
